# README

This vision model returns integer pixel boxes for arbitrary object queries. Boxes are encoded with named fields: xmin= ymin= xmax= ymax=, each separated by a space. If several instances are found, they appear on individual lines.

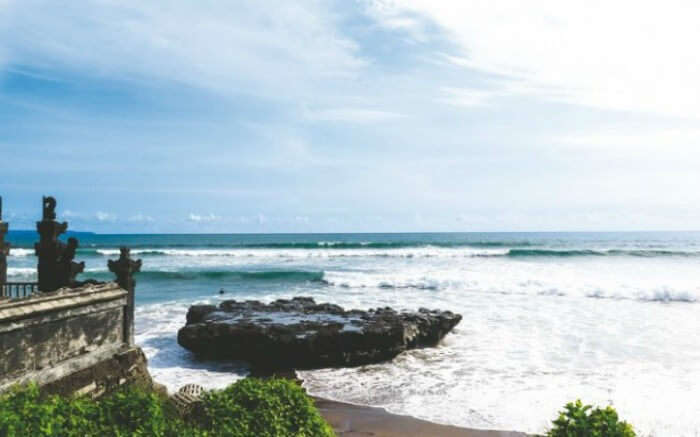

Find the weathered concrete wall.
xmin=41 ymin=346 xmax=157 ymax=399
xmin=0 ymin=282 xmax=146 ymax=394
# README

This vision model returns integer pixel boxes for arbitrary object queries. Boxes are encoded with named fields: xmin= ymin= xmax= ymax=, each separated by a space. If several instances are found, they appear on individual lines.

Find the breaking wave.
xmin=67 ymin=247 xmax=700 ymax=259
xmin=505 ymin=248 xmax=700 ymax=258
xmin=9 ymin=242 xmax=700 ymax=260
xmin=321 ymin=271 xmax=699 ymax=303
xmin=132 ymin=269 xmax=325 ymax=282
xmin=92 ymin=247 xmax=509 ymax=258
xmin=7 ymin=248 xmax=34 ymax=257
xmin=5 ymin=267 xmax=36 ymax=278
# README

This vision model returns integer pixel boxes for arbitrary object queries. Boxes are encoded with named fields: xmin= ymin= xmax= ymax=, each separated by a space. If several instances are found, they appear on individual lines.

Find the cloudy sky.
xmin=1 ymin=0 xmax=699 ymax=233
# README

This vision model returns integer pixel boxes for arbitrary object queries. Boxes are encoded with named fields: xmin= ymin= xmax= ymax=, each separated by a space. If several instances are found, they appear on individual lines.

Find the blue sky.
xmin=1 ymin=0 xmax=700 ymax=233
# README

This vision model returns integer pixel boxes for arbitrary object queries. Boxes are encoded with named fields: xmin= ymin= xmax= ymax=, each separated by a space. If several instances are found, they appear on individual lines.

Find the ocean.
xmin=6 ymin=231 xmax=700 ymax=436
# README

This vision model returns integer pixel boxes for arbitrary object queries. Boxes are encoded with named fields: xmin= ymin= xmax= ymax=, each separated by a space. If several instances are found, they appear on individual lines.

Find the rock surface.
xmin=177 ymin=297 xmax=462 ymax=370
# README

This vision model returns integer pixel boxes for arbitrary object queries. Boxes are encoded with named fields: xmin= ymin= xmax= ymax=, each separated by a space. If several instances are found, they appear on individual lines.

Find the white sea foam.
xmin=298 ymin=284 xmax=700 ymax=436
xmin=322 ymin=262 xmax=700 ymax=303
xmin=96 ymin=247 xmax=510 ymax=259
xmin=6 ymin=267 xmax=36 ymax=277
xmin=8 ymin=248 xmax=34 ymax=257
xmin=135 ymin=300 xmax=249 ymax=393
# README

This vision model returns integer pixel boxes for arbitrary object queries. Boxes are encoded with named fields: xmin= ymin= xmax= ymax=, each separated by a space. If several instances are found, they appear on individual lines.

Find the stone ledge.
xmin=0 ymin=298 xmax=127 ymax=335
xmin=1 ymin=343 xmax=125 ymax=392
xmin=0 ymin=282 xmax=126 ymax=324
xmin=1 ymin=345 xmax=158 ymax=399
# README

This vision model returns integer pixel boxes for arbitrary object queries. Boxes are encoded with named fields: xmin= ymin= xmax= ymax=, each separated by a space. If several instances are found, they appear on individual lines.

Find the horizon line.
xmin=6 ymin=229 xmax=700 ymax=236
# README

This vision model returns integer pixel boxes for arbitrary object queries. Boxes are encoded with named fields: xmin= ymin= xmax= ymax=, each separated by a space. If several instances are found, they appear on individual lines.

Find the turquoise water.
xmin=6 ymin=232 xmax=700 ymax=436
xmin=9 ymin=231 xmax=700 ymax=304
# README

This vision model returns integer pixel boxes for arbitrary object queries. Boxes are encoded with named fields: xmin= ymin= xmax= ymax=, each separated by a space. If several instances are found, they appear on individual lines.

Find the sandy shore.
xmin=314 ymin=397 xmax=528 ymax=437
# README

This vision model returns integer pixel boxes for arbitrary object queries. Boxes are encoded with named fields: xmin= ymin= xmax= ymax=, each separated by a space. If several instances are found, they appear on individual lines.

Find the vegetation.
xmin=195 ymin=378 xmax=335 ymax=437
xmin=0 ymin=379 xmax=335 ymax=437
xmin=547 ymin=400 xmax=636 ymax=437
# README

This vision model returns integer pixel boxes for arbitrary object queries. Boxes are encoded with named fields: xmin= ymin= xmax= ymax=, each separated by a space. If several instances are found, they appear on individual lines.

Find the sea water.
xmin=6 ymin=232 xmax=700 ymax=436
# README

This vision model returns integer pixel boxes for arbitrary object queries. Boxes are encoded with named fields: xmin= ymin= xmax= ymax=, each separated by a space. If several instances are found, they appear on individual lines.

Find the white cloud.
xmin=303 ymin=107 xmax=405 ymax=123
xmin=439 ymin=87 xmax=497 ymax=107
xmin=558 ymin=129 xmax=700 ymax=150
xmin=128 ymin=213 xmax=154 ymax=222
xmin=187 ymin=213 xmax=219 ymax=223
xmin=361 ymin=0 xmax=431 ymax=43
xmin=4 ymin=0 xmax=700 ymax=233
xmin=95 ymin=211 xmax=116 ymax=222
xmin=369 ymin=0 xmax=700 ymax=118
xmin=0 ymin=1 xmax=365 ymax=97
xmin=62 ymin=209 xmax=80 ymax=218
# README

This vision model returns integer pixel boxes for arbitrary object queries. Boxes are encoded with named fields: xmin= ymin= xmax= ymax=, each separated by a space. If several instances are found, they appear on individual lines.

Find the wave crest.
xmin=135 ymin=269 xmax=325 ymax=282
xmin=506 ymin=248 xmax=700 ymax=258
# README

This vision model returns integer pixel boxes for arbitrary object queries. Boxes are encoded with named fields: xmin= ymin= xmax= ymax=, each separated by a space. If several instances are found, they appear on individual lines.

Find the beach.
xmin=6 ymin=231 xmax=700 ymax=435
xmin=314 ymin=397 xmax=526 ymax=437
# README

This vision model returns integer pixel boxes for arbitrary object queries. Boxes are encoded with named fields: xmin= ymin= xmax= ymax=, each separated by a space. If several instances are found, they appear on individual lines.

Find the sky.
xmin=1 ymin=0 xmax=700 ymax=233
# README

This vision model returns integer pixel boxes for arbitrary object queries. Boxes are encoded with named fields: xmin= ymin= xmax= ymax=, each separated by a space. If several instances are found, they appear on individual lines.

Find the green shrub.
xmin=547 ymin=400 xmax=635 ymax=437
xmin=196 ymin=378 xmax=335 ymax=437
xmin=0 ymin=383 xmax=95 ymax=437
xmin=0 ymin=379 xmax=335 ymax=437
xmin=0 ymin=383 xmax=183 ymax=437
xmin=91 ymin=385 xmax=176 ymax=436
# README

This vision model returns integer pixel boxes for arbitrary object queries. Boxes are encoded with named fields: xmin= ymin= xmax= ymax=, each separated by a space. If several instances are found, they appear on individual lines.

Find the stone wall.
xmin=0 ymin=282 xmax=153 ymax=396
xmin=41 ymin=347 xmax=156 ymax=398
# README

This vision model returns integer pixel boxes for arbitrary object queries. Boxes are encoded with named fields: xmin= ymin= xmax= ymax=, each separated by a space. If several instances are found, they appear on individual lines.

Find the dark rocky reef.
xmin=177 ymin=297 xmax=462 ymax=370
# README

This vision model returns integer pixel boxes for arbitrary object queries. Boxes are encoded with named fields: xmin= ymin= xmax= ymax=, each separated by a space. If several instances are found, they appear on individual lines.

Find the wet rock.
xmin=177 ymin=297 xmax=462 ymax=370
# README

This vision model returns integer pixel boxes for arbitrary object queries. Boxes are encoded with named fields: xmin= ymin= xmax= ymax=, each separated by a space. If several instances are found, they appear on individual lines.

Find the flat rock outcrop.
xmin=177 ymin=297 xmax=462 ymax=370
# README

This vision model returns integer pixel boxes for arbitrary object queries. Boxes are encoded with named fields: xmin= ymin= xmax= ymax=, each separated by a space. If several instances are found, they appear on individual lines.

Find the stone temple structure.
xmin=0 ymin=196 xmax=158 ymax=398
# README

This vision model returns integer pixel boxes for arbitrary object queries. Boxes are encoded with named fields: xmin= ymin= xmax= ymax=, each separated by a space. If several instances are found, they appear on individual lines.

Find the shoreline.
xmin=269 ymin=369 xmax=531 ymax=436
xmin=313 ymin=396 xmax=528 ymax=437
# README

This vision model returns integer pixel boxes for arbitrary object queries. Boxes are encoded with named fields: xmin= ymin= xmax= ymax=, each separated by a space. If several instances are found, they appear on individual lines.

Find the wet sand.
xmin=314 ymin=397 xmax=528 ymax=437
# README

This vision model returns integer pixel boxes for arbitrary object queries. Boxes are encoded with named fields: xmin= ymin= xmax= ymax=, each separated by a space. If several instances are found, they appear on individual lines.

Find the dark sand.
xmin=314 ymin=397 xmax=528 ymax=437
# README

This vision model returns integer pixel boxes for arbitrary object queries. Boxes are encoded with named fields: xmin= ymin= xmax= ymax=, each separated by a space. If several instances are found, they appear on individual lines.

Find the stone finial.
xmin=108 ymin=247 xmax=141 ymax=347
xmin=42 ymin=196 xmax=57 ymax=221
xmin=35 ymin=196 xmax=71 ymax=292
xmin=108 ymin=247 xmax=142 ymax=291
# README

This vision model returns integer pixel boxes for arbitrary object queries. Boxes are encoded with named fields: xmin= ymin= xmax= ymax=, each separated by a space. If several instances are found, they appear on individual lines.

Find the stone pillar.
xmin=35 ymin=196 xmax=68 ymax=292
xmin=0 ymin=196 xmax=10 ymax=290
xmin=108 ymin=247 xmax=142 ymax=347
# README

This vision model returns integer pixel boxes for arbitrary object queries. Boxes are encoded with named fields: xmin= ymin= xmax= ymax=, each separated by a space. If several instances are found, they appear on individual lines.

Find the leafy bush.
xmin=91 ymin=385 xmax=176 ymax=436
xmin=0 ymin=379 xmax=335 ymax=437
xmin=547 ymin=400 xmax=635 ymax=437
xmin=196 ymin=378 xmax=335 ymax=437
xmin=0 ymin=383 xmax=182 ymax=437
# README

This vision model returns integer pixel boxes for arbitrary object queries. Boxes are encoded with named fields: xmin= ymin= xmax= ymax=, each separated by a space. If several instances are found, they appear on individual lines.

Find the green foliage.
xmin=0 ymin=383 xmax=90 ymax=437
xmin=196 ymin=378 xmax=336 ymax=437
xmin=547 ymin=400 xmax=636 ymax=437
xmin=0 ymin=379 xmax=335 ymax=437
xmin=0 ymin=383 xmax=182 ymax=437
xmin=90 ymin=385 xmax=175 ymax=436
